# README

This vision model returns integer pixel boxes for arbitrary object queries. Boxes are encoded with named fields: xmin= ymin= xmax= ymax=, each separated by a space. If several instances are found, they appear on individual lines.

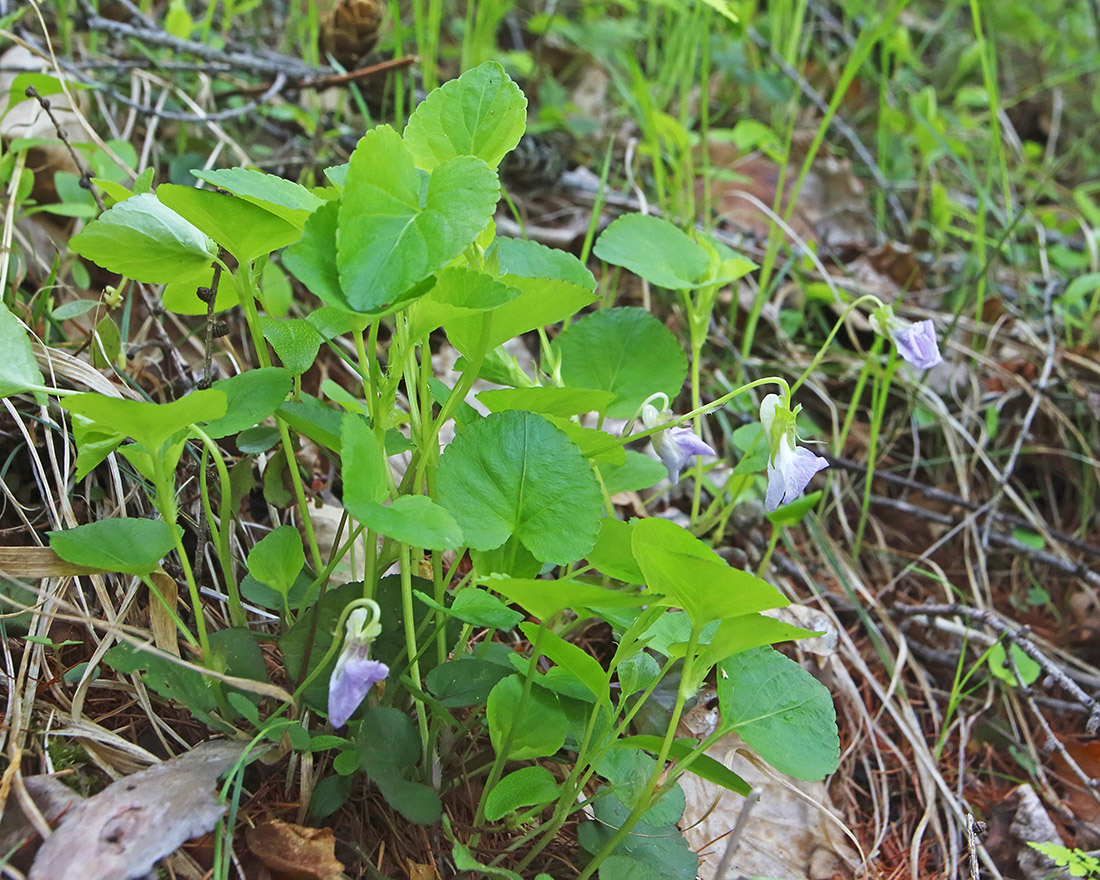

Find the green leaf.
xmin=191 ymin=167 xmax=322 ymax=227
xmin=617 ymin=651 xmax=660 ymax=697
xmin=486 ymin=674 xmax=568 ymax=760
xmin=577 ymin=788 xmax=698 ymax=880
xmin=484 ymin=766 xmax=560 ymax=821
xmin=425 ymin=657 xmax=511 ymax=707
xmin=259 ymin=317 xmax=321 ymax=376
xmin=436 ymin=411 xmax=602 ymax=563
xmin=556 ymin=307 xmax=687 ymax=418
xmin=49 ymin=518 xmax=177 ymax=576
xmin=616 ymin=736 xmax=751 ymax=795
xmin=716 ymin=647 xmax=840 ymax=780
xmin=407 ymin=266 xmax=521 ymax=337
xmin=51 ymin=299 xmax=99 ymax=321
xmin=162 ymin=271 xmax=236 ymax=315
xmin=279 ymin=395 xmax=342 ymax=452
xmin=403 ymin=61 xmax=526 ymax=171
xmin=282 ymin=201 xmax=352 ymax=310
xmin=587 ymin=517 xmax=644 ymax=583
xmin=307 ymin=774 xmax=352 ymax=817
xmin=594 ymin=213 xmax=709 ymax=289
xmin=632 ymin=517 xmax=788 ymax=626
xmin=62 ymin=389 xmax=227 ymax=452
xmin=356 ymin=494 xmax=465 ymax=550
xmin=246 ymin=525 xmax=305 ymax=599
xmin=200 ymin=368 xmax=290 ymax=439
xmin=104 ymin=642 xmax=219 ymax=725
xmin=987 ymin=641 xmax=1041 ymax=687
xmin=691 ymin=614 xmax=823 ymax=673
xmin=597 ymin=451 xmax=668 ymax=495
xmin=164 ymin=0 xmax=192 ymax=37
xmin=766 ymin=490 xmax=821 ymax=526
xmin=477 ymin=387 xmax=616 ymax=418
xmin=494 ymin=236 xmax=596 ymax=290
xmin=470 ymin=535 xmax=542 ymax=578
xmin=444 ymin=275 xmax=596 ymax=358
xmin=156 ymin=184 xmax=301 ymax=264
xmin=485 ymin=577 xmax=651 ymax=620
xmin=415 ymin=588 xmax=523 ymax=630
xmin=0 ymin=304 xmax=45 ymax=397
xmin=69 ymin=193 xmax=217 ymax=283
xmin=337 ymin=126 xmax=498 ymax=311
xmin=340 ymin=412 xmax=389 ymax=507
xmin=520 ymin=621 xmax=610 ymax=706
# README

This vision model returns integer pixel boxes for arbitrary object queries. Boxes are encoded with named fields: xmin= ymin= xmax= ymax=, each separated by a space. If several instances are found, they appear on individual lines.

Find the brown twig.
xmin=24 ymin=85 xmax=105 ymax=214
xmin=221 ymin=55 xmax=419 ymax=98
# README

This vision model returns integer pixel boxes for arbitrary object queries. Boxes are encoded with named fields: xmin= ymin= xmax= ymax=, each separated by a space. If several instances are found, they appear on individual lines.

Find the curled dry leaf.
xmin=28 ymin=740 xmax=248 ymax=880
xmin=246 ymin=819 xmax=345 ymax=880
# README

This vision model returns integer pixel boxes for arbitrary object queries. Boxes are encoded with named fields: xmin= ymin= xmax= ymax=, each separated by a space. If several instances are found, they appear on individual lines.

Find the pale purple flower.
xmin=759 ymin=394 xmax=828 ymax=513
xmin=328 ymin=605 xmax=388 ymax=728
xmin=642 ymin=403 xmax=717 ymax=484
xmin=870 ymin=307 xmax=943 ymax=369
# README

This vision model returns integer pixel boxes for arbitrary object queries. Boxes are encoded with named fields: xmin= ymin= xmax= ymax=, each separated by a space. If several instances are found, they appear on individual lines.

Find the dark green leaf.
xmin=49 ymin=518 xmax=176 ymax=576
xmin=486 ymin=674 xmax=568 ymax=760
xmin=484 ymin=766 xmax=559 ymax=821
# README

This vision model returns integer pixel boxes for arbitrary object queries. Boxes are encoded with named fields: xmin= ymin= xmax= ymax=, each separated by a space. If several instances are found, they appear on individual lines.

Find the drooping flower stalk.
xmin=640 ymin=397 xmax=717 ymax=484
xmin=869 ymin=305 xmax=943 ymax=369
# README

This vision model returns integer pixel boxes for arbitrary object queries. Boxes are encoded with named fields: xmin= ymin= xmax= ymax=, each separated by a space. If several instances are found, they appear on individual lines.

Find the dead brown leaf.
xmin=246 ymin=819 xmax=345 ymax=880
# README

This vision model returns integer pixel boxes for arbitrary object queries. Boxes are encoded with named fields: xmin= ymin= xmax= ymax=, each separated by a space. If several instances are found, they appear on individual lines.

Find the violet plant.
xmin=0 ymin=62 xmax=943 ymax=878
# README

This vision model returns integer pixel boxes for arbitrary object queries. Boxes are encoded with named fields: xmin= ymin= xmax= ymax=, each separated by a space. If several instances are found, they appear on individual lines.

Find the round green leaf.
xmin=494 ymin=236 xmax=596 ymax=290
xmin=403 ymin=61 xmax=527 ymax=171
xmin=436 ymin=411 xmax=602 ymax=564
xmin=486 ymin=674 xmax=568 ymax=761
xmin=246 ymin=525 xmax=305 ymax=597
xmin=594 ymin=213 xmax=709 ymax=290
xmin=987 ymin=641 xmax=1041 ymax=687
xmin=200 ymin=368 xmax=291 ymax=439
xmin=556 ymin=307 xmax=687 ymax=418
xmin=49 ymin=518 xmax=177 ymax=576
xmin=356 ymin=495 xmax=465 ymax=550
xmin=484 ymin=766 xmax=560 ymax=821
xmin=337 ymin=126 xmax=498 ymax=312
xmin=259 ymin=317 xmax=321 ymax=376
xmin=716 ymin=646 xmax=840 ymax=781
xmin=69 ymin=193 xmax=217 ymax=283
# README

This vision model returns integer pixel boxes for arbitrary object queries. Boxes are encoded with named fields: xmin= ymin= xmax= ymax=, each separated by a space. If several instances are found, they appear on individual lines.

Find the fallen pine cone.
xmin=319 ymin=0 xmax=383 ymax=69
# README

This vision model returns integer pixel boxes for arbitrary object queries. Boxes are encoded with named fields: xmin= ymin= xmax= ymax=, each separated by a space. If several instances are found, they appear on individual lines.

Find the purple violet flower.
xmin=759 ymin=394 xmax=828 ymax=513
xmin=642 ymin=403 xmax=717 ymax=484
xmin=328 ymin=604 xmax=388 ymax=728
xmin=870 ymin=307 xmax=943 ymax=370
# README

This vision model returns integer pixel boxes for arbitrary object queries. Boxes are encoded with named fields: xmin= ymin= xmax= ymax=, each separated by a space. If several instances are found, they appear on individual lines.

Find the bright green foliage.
xmin=259 ymin=318 xmax=321 ymax=376
xmin=246 ymin=525 xmax=305 ymax=601
xmin=484 ymin=766 xmax=560 ymax=821
xmin=556 ymin=307 xmax=687 ymax=418
xmin=357 ymin=495 xmax=465 ymax=550
xmin=404 ymin=61 xmax=527 ymax=171
xmin=519 ymin=622 xmax=611 ymax=707
xmin=717 ymin=647 xmax=840 ymax=781
xmin=477 ymin=387 xmax=616 ymax=418
xmin=337 ymin=126 xmax=498 ymax=311
xmin=201 ymin=368 xmax=290 ymax=439
xmin=437 ymin=411 xmax=603 ymax=563
xmin=191 ymin=167 xmax=322 ymax=227
xmin=62 ymin=389 xmax=226 ymax=452
xmin=1027 ymin=842 xmax=1100 ymax=877
xmin=49 ymin=518 xmax=177 ymax=576
xmin=156 ymin=184 xmax=300 ymax=264
xmin=0 ymin=304 xmax=44 ymax=398
xmin=631 ymin=517 xmax=788 ymax=625
xmin=69 ymin=193 xmax=217 ymax=283
xmin=486 ymin=674 xmax=568 ymax=760
xmin=587 ymin=518 xmax=645 ymax=584
xmin=494 ymin=237 xmax=596 ymax=290
xmin=485 ymin=577 xmax=651 ymax=620
xmin=987 ymin=641 xmax=1041 ymax=687
xmin=594 ymin=214 xmax=709 ymax=289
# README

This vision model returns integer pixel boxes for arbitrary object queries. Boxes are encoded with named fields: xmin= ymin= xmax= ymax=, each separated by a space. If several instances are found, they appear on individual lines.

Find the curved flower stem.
xmin=788 ymin=293 xmax=885 ymax=396
xmin=592 ymin=376 xmax=791 ymax=459
xmin=287 ymin=597 xmax=381 ymax=704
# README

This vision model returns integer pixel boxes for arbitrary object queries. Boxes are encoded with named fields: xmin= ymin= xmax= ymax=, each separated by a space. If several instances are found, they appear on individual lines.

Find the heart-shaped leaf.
xmin=436 ymin=411 xmax=602 ymax=563
xmin=337 ymin=126 xmax=498 ymax=312
xmin=49 ymin=518 xmax=177 ymax=576
xmin=403 ymin=61 xmax=527 ymax=171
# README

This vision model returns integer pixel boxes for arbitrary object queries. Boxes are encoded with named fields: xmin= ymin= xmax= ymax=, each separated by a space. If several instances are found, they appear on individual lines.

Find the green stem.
xmin=193 ymin=426 xmax=245 ymax=627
